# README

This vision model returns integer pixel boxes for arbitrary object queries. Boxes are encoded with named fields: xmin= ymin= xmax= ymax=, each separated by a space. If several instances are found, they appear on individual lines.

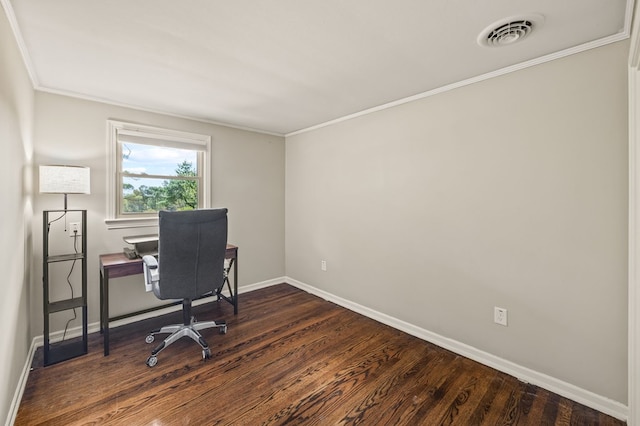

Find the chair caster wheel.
xmin=146 ymin=355 xmax=158 ymax=367
xmin=220 ymin=325 xmax=227 ymax=334
xmin=202 ymin=349 xmax=211 ymax=360
xmin=145 ymin=334 xmax=155 ymax=344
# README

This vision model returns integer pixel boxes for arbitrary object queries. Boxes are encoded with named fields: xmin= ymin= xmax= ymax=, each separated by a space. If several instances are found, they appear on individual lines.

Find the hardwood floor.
xmin=16 ymin=284 xmax=624 ymax=425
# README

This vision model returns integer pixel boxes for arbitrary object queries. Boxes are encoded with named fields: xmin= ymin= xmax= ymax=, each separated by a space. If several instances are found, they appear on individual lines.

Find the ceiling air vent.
xmin=478 ymin=15 xmax=544 ymax=47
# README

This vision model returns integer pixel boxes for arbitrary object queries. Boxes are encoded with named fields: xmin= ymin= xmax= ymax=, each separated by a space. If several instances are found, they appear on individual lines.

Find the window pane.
xmin=108 ymin=120 xmax=211 ymax=226
xmin=122 ymin=176 xmax=199 ymax=213
xmin=122 ymin=142 xmax=198 ymax=176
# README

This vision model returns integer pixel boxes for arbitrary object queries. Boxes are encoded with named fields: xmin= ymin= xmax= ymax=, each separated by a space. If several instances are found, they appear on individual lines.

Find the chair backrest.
xmin=155 ymin=208 xmax=228 ymax=300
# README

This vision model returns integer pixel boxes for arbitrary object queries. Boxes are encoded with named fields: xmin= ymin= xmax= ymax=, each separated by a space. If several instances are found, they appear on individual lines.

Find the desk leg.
xmin=99 ymin=271 xmax=103 ymax=333
xmin=233 ymin=253 xmax=238 ymax=315
xmin=102 ymin=271 xmax=110 ymax=356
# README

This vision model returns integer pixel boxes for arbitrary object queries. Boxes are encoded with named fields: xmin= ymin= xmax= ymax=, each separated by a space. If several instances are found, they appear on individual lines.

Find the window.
xmin=106 ymin=120 xmax=211 ymax=229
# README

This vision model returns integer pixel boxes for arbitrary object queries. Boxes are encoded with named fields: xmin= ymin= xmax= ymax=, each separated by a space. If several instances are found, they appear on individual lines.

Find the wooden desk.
xmin=99 ymin=244 xmax=238 ymax=356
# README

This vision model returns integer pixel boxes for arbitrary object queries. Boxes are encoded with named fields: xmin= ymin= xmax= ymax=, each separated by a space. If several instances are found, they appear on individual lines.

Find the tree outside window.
xmin=118 ymin=141 xmax=203 ymax=216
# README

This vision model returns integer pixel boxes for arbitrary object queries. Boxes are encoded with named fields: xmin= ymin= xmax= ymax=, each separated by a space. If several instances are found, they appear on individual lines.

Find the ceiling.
xmin=4 ymin=0 xmax=635 ymax=135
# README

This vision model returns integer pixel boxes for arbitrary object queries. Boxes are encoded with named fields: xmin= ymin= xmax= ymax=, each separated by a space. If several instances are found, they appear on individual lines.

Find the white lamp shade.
xmin=39 ymin=165 xmax=91 ymax=194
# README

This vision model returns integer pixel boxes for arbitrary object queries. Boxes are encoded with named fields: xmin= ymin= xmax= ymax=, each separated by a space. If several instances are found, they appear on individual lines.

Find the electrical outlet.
xmin=69 ymin=222 xmax=82 ymax=237
xmin=321 ymin=260 xmax=327 ymax=271
xmin=494 ymin=307 xmax=508 ymax=326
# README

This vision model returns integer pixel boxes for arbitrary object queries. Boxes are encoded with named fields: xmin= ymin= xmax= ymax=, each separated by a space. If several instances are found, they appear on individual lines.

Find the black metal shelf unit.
xmin=43 ymin=209 xmax=88 ymax=366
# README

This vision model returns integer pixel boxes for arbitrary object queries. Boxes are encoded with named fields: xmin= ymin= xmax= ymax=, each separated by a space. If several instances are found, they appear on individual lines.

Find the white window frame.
xmin=106 ymin=120 xmax=211 ymax=229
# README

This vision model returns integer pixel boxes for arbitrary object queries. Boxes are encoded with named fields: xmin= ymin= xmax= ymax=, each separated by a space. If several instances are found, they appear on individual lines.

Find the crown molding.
xmin=0 ymin=0 xmax=38 ymax=87
xmin=287 ymin=29 xmax=632 ymax=137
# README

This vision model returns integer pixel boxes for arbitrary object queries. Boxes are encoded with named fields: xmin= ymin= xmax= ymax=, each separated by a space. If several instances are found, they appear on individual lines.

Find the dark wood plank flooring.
xmin=16 ymin=284 xmax=625 ymax=425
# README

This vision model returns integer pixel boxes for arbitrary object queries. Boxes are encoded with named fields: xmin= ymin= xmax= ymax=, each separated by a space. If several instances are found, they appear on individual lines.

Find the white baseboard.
xmin=5 ymin=339 xmax=37 ymax=426
xmin=284 ymin=277 xmax=629 ymax=422
xmin=32 ymin=276 xmax=288 ymax=345
xmin=104 ymin=276 xmax=284 ymax=329
xmin=11 ymin=276 xmax=628 ymax=423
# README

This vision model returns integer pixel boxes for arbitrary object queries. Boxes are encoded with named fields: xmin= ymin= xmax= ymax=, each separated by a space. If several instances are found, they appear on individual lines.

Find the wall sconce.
xmin=39 ymin=165 xmax=90 ymax=210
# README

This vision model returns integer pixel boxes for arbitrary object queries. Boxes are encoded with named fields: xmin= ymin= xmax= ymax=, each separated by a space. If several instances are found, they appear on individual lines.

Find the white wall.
xmin=32 ymin=92 xmax=285 ymax=335
xmin=0 ymin=3 xmax=34 ymax=423
xmin=286 ymin=41 xmax=629 ymax=403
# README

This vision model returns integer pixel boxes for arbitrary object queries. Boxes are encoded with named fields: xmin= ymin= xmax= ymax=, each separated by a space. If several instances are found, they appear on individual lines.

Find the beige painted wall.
xmin=285 ymin=41 xmax=629 ymax=403
xmin=0 ymin=3 xmax=34 ymax=423
xmin=1 ymin=2 xmax=630 ymax=418
xmin=31 ymin=92 xmax=285 ymax=335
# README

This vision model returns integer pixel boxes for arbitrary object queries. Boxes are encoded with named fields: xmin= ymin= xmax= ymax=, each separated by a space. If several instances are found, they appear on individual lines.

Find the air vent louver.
xmin=478 ymin=15 xmax=544 ymax=47
xmin=486 ymin=20 xmax=533 ymax=46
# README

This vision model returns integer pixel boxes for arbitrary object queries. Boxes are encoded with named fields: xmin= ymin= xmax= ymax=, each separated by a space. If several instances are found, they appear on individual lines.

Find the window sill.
xmin=105 ymin=217 xmax=159 ymax=230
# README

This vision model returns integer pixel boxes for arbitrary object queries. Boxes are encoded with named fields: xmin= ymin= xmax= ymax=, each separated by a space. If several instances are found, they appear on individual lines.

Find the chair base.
xmin=145 ymin=318 xmax=227 ymax=367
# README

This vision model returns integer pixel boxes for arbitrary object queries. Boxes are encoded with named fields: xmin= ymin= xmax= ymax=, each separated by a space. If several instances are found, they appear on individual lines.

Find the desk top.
xmin=100 ymin=244 xmax=237 ymax=277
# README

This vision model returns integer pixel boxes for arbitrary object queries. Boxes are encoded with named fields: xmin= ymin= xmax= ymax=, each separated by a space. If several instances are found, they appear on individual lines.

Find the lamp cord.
xmin=60 ymin=231 xmax=78 ymax=342
xmin=47 ymin=212 xmax=77 ymax=343
xmin=47 ymin=211 xmax=67 ymax=233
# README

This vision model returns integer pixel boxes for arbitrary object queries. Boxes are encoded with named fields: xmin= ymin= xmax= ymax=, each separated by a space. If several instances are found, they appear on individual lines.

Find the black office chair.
xmin=142 ymin=208 xmax=229 ymax=367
